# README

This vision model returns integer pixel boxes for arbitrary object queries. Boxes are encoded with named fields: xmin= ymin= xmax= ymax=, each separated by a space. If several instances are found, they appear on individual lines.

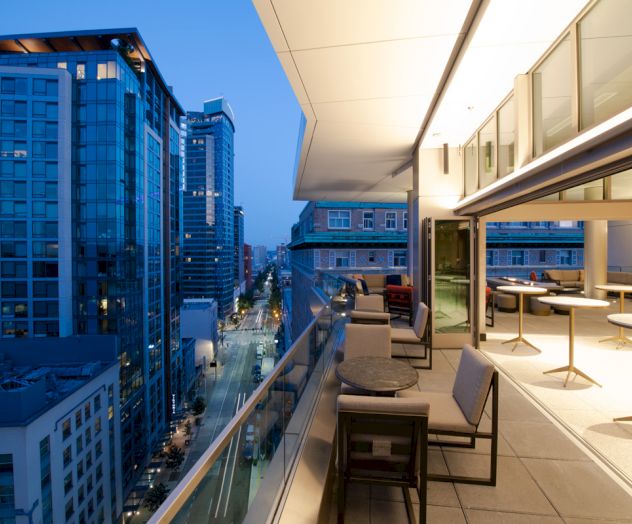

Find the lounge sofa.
xmin=543 ymin=269 xmax=584 ymax=289
xmin=353 ymin=273 xmax=411 ymax=295
xmin=608 ymin=271 xmax=632 ymax=286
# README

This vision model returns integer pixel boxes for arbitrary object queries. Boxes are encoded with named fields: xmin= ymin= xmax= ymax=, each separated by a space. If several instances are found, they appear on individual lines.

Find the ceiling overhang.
xmin=253 ymin=0 xmax=590 ymax=203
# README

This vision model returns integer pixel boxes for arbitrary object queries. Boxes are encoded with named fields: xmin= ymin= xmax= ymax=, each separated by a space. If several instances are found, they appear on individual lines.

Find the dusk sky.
xmin=0 ymin=0 xmax=305 ymax=249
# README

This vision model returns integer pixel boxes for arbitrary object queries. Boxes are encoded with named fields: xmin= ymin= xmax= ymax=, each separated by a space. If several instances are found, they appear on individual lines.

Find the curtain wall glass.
xmin=579 ymin=0 xmax=632 ymax=130
xmin=533 ymin=34 xmax=574 ymax=156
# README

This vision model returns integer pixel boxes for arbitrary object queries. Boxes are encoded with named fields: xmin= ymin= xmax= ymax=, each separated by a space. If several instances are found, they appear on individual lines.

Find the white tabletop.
xmin=538 ymin=296 xmax=609 ymax=308
xmin=498 ymin=285 xmax=547 ymax=295
xmin=595 ymin=284 xmax=632 ymax=293
xmin=607 ymin=313 xmax=632 ymax=329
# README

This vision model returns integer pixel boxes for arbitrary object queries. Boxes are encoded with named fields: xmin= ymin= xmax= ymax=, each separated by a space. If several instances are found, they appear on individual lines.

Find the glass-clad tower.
xmin=0 ymin=29 xmax=184 ymax=502
xmin=183 ymin=97 xmax=235 ymax=318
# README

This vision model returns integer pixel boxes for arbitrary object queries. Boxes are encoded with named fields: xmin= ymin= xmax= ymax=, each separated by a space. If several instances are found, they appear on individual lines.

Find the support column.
xmin=407 ymin=190 xmax=414 ymax=286
xmin=584 ymin=220 xmax=608 ymax=299
xmin=411 ymin=149 xmax=422 ymax=307
xmin=477 ymin=219 xmax=487 ymax=339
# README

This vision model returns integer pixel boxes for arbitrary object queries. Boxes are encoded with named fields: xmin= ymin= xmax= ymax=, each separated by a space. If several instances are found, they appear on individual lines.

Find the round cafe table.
xmin=498 ymin=285 xmax=547 ymax=352
xmin=538 ymin=296 xmax=609 ymax=387
xmin=595 ymin=284 xmax=632 ymax=348
xmin=607 ymin=314 xmax=632 ymax=421
xmin=336 ymin=356 xmax=418 ymax=394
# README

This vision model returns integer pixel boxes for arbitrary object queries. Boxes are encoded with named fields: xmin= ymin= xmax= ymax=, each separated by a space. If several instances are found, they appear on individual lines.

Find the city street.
xmin=173 ymin=285 xmax=278 ymax=523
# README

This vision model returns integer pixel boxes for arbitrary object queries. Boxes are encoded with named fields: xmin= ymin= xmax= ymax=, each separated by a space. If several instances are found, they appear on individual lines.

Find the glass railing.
xmin=148 ymin=279 xmax=350 ymax=523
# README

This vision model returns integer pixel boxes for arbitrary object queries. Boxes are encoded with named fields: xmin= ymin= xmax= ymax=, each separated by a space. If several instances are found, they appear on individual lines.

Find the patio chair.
xmin=391 ymin=302 xmax=431 ymax=370
xmin=350 ymin=294 xmax=390 ymax=325
xmin=385 ymin=284 xmax=414 ymax=325
xmin=337 ymin=394 xmax=429 ymax=524
xmin=340 ymin=324 xmax=391 ymax=394
xmin=397 ymin=344 xmax=498 ymax=486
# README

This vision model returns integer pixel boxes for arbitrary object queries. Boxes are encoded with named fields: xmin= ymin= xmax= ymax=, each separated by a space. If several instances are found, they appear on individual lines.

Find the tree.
xmin=165 ymin=445 xmax=185 ymax=470
xmin=144 ymin=483 xmax=169 ymax=511
xmin=192 ymin=396 xmax=206 ymax=416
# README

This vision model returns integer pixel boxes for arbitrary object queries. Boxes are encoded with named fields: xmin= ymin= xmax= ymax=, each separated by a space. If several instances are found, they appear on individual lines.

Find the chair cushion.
xmin=386 ymin=274 xmax=402 ymax=286
xmin=391 ymin=327 xmax=420 ymax=344
xmin=338 ymin=394 xmax=429 ymax=417
xmin=397 ymin=389 xmax=474 ymax=433
xmin=413 ymin=303 xmax=429 ymax=338
xmin=344 ymin=324 xmax=391 ymax=359
xmin=355 ymin=294 xmax=384 ymax=312
xmin=350 ymin=310 xmax=390 ymax=323
xmin=452 ymin=345 xmax=494 ymax=426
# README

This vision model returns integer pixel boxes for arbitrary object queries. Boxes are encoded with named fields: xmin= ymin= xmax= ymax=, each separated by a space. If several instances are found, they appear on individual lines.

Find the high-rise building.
xmin=0 ymin=29 xmax=185 ymax=497
xmin=276 ymin=243 xmax=288 ymax=269
xmin=253 ymin=245 xmax=267 ymax=272
xmin=234 ymin=206 xmax=245 ymax=290
xmin=182 ymin=97 xmax=236 ymax=318
xmin=244 ymin=243 xmax=253 ymax=290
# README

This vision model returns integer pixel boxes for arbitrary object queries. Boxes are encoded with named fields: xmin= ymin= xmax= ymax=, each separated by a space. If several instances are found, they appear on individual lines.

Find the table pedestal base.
xmin=614 ymin=415 xmax=632 ymax=422
xmin=599 ymin=332 xmax=632 ymax=349
xmin=503 ymin=335 xmax=541 ymax=352
xmin=543 ymin=365 xmax=602 ymax=388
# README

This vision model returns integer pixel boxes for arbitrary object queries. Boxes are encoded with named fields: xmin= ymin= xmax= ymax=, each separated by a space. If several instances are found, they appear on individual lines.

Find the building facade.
xmin=0 ymin=30 xmax=184 ymax=498
xmin=243 ymin=242 xmax=253 ymax=290
xmin=289 ymin=201 xmax=407 ymax=336
xmin=276 ymin=243 xmax=288 ymax=269
xmin=182 ymin=97 xmax=235 ymax=318
xmin=486 ymin=221 xmax=584 ymax=279
xmin=0 ymin=336 xmax=121 ymax=524
xmin=234 ymin=206 xmax=245 ymax=290
xmin=253 ymin=245 xmax=267 ymax=272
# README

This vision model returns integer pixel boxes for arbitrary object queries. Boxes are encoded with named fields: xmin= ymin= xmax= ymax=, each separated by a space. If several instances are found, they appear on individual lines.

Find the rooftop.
xmin=0 ymin=335 xmax=118 ymax=426
xmin=0 ymin=28 xmax=184 ymax=115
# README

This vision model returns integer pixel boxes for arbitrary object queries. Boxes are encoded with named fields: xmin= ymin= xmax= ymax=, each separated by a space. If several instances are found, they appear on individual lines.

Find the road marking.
xmin=223 ymin=393 xmax=247 ymax=517
xmin=213 ymin=392 xmax=242 ymax=519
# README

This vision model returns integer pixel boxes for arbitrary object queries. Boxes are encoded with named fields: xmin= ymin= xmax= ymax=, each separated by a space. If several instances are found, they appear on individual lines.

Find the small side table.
xmin=538 ymin=296 xmax=609 ymax=387
xmin=498 ymin=285 xmax=547 ymax=352
xmin=336 ymin=357 xmax=418 ymax=394
xmin=595 ymin=284 xmax=632 ymax=348
xmin=607 ymin=314 xmax=632 ymax=421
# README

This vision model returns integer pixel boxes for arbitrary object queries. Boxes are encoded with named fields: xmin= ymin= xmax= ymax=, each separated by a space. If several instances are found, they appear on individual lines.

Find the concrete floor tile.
xmin=448 ymin=455 xmax=556 ymax=515
xmin=522 ymin=458 xmax=632 ymax=520
xmin=370 ymin=499 xmax=410 ymax=523
xmin=466 ymin=509 xmax=564 ymax=523
xmin=426 ymin=504 xmax=466 ymax=523
xmin=427 ymin=481 xmax=460 ymax=508
xmin=500 ymin=421 xmax=590 ymax=460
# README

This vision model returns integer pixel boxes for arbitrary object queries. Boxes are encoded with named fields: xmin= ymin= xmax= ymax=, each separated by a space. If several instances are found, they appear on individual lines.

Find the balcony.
xmin=147 ymin=276 xmax=632 ymax=523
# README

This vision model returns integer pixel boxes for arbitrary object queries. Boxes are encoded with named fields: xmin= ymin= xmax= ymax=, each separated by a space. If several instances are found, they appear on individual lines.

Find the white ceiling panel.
xmin=292 ymin=35 xmax=458 ymax=104
xmin=271 ymin=0 xmax=471 ymax=50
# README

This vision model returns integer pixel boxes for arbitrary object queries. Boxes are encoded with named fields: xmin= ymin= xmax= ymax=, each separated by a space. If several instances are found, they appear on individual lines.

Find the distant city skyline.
xmin=0 ymin=0 xmax=304 ymax=248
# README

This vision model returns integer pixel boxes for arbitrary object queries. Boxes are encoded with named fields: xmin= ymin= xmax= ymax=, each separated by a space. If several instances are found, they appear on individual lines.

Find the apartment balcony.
xmin=147 ymin=276 xmax=632 ymax=523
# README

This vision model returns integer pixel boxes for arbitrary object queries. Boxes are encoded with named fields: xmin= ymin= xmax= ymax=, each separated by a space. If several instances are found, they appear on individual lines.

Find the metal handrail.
xmin=147 ymin=303 xmax=331 ymax=523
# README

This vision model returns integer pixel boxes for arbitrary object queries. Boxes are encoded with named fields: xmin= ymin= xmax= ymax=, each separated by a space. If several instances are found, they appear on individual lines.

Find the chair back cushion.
xmin=385 ymin=274 xmax=402 ymax=286
xmin=344 ymin=324 xmax=391 ymax=359
xmin=355 ymin=294 xmax=384 ymax=312
xmin=413 ymin=302 xmax=429 ymax=338
xmin=452 ymin=344 xmax=494 ymax=426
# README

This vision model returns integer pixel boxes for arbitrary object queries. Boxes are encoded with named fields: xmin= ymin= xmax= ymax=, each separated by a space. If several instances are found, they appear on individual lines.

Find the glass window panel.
xmin=97 ymin=63 xmax=107 ymax=80
xmin=580 ymin=0 xmax=632 ymax=129
xmin=533 ymin=34 xmax=574 ymax=156
xmin=611 ymin=168 xmax=632 ymax=199
xmin=564 ymin=179 xmax=604 ymax=200
xmin=498 ymin=97 xmax=515 ymax=177
xmin=464 ymin=137 xmax=478 ymax=195
xmin=478 ymin=115 xmax=497 ymax=188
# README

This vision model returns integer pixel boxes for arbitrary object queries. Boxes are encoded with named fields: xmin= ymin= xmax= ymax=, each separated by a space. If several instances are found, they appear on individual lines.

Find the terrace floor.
xmin=330 ymin=301 xmax=632 ymax=523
